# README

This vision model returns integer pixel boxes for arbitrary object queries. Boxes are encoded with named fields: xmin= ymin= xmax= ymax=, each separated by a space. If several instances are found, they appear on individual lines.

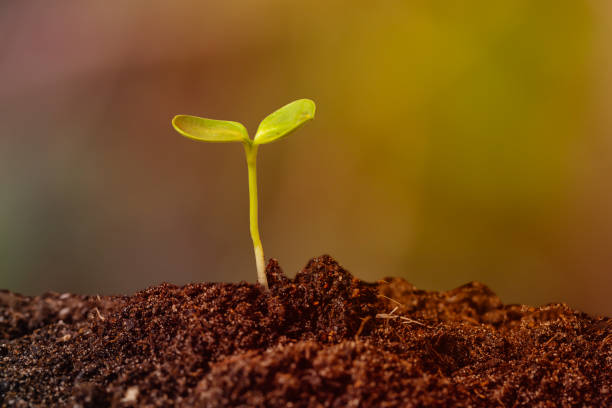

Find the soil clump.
xmin=1 ymin=255 xmax=610 ymax=407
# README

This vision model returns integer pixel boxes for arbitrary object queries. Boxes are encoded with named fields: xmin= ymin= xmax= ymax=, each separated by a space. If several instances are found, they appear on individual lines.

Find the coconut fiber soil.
xmin=1 ymin=256 xmax=610 ymax=407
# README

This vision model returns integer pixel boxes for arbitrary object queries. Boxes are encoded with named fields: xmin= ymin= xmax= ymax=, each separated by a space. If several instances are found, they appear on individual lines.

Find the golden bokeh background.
xmin=1 ymin=1 xmax=611 ymax=315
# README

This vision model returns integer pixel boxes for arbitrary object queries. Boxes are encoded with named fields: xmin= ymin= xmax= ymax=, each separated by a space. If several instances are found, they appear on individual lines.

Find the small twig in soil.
xmin=354 ymin=316 xmax=372 ymax=340
xmin=399 ymin=316 xmax=430 ymax=327
xmin=376 ymin=295 xmax=433 ymax=328
xmin=378 ymin=294 xmax=402 ymax=306
xmin=543 ymin=333 xmax=560 ymax=346
xmin=93 ymin=307 xmax=105 ymax=321
xmin=376 ymin=309 xmax=431 ymax=328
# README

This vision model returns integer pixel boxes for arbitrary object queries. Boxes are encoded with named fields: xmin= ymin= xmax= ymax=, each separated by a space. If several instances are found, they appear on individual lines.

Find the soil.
xmin=1 ymin=255 xmax=610 ymax=407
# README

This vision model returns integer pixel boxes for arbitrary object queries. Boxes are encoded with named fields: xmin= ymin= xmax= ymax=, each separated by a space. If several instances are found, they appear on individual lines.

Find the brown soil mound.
xmin=1 ymin=255 xmax=610 ymax=407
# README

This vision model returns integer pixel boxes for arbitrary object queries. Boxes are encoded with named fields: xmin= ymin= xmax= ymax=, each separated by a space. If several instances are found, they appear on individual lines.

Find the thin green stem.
xmin=244 ymin=142 xmax=268 ymax=289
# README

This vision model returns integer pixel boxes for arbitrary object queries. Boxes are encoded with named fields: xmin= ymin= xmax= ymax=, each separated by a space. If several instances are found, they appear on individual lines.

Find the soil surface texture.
xmin=1 ymin=255 xmax=611 ymax=407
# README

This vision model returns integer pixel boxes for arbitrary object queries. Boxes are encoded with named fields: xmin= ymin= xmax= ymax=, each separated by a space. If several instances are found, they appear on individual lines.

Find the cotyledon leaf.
xmin=253 ymin=99 xmax=315 ymax=145
xmin=172 ymin=115 xmax=250 ymax=143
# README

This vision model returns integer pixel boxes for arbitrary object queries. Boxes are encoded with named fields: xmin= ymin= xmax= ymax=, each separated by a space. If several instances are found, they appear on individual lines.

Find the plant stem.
xmin=244 ymin=142 xmax=268 ymax=289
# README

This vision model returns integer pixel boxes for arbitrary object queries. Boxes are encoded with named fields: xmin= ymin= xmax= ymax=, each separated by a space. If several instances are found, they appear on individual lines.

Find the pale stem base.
xmin=254 ymin=244 xmax=266 ymax=289
xmin=245 ymin=142 xmax=269 ymax=289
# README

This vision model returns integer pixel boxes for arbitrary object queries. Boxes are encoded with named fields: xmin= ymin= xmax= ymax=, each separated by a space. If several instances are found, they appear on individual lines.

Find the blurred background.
xmin=1 ymin=1 xmax=611 ymax=315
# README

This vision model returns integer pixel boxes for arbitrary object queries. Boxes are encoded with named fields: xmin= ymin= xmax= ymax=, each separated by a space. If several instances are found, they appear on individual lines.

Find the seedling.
xmin=172 ymin=99 xmax=316 ymax=289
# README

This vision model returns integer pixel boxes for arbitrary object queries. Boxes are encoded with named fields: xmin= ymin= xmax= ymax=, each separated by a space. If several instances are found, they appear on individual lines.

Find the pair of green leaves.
xmin=172 ymin=99 xmax=315 ymax=146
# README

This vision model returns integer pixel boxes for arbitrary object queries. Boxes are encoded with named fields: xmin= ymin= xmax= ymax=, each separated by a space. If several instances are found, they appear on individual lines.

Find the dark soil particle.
xmin=1 ymin=255 xmax=610 ymax=407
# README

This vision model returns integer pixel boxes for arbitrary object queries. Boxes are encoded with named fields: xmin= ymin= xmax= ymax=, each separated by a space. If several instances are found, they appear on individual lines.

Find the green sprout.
xmin=172 ymin=99 xmax=316 ymax=289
